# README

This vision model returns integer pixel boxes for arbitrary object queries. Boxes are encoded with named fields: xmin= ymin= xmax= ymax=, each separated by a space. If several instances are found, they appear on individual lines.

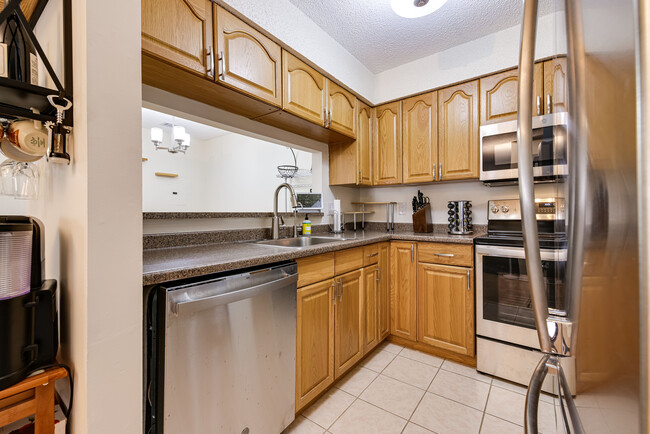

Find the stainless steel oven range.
xmin=474 ymin=198 xmax=575 ymax=394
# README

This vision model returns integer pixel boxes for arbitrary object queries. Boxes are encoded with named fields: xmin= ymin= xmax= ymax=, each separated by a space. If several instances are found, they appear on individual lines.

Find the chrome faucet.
xmin=271 ymin=183 xmax=298 ymax=239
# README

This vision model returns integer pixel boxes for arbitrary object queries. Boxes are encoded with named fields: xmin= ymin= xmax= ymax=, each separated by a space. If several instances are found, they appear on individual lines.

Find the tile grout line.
xmin=477 ymin=381 xmax=493 ymax=433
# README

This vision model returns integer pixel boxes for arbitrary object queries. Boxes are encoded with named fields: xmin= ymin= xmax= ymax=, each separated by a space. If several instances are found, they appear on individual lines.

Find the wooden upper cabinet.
xmin=417 ymin=263 xmax=474 ymax=356
xmin=373 ymin=101 xmax=402 ymax=185
xmin=328 ymin=81 xmax=357 ymax=138
xmin=334 ymin=269 xmax=363 ymax=378
xmin=544 ymin=57 xmax=569 ymax=114
xmin=479 ymin=65 xmax=544 ymax=125
xmin=296 ymin=279 xmax=335 ymax=411
xmin=402 ymin=92 xmax=438 ymax=183
xmin=283 ymin=50 xmax=327 ymax=126
xmin=358 ymin=104 xmax=373 ymax=185
xmin=328 ymin=102 xmax=371 ymax=186
xmin=390 ymin=242 xmax=417 ymax=341
xmin=438 ymin=80 xmax=479 ymax=181
xmin=214 ymin=5 xmax=281 ymax=106
xmin=142 ymin=0 xmax=213 ymax=75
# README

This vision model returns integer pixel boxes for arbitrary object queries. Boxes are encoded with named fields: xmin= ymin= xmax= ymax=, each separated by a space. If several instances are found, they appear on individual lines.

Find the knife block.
xmin=412 ymin=204 xmax=433 ymax=233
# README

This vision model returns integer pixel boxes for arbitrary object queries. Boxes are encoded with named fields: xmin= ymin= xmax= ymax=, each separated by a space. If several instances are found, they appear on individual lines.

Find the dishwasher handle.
xmin=170 ymin=273 xmax=298 ymax=315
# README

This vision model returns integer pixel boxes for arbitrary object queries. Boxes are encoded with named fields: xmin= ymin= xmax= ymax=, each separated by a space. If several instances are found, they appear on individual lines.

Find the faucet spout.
xmin=271 ymin=183 xmax=298 ymax=239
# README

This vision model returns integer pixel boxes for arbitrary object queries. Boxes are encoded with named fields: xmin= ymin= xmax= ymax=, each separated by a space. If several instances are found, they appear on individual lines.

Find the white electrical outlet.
xmin=327 ymin=201 xmax=334 ymax=214
xmin=398 ymin=202 xmax=408 ymax=215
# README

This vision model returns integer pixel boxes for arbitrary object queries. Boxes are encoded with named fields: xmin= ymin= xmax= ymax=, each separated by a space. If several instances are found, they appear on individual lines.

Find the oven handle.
xmin=516 ymin=0 xmax=552 ymax=354
xmin=475 ymin=245 xmax=567 ymax=261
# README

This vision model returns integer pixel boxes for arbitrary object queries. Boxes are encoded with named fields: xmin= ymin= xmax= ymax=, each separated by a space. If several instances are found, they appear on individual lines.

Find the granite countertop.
xmin=143 ymin=229 xmax=484 ymax=286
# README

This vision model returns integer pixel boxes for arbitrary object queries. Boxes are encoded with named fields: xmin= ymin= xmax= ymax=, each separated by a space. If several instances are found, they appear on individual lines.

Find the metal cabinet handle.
xmin=359 ymin=168 xmax=363 ymax=184
xmin=433 ymin=163 xmax=436 ymax=180
xmin=517 ymin=0 xmax=551 ymax=353
xmin=367 ymin=252 xmax=378 ymax=258
xmin=376 ymin=266 xmax=381 ymax=282
xmin=411 ymin=244 xmax=414 ymax=262
xmin=338 ymin=278 xmax=343 ymax=301
xmin=466 ymin=269 xmax=470 ymax=291
xmin=206 ymin=46 xmax=214 ymax=78
xmin=434 ymin=253 xmax=455 ymax=257
xmin=217 ymin=50 xmax=225 ymax=80
xmin=332 ymin=281 xmax=336 ymax=304
xmin=536 ymin=95 xmax=542 ymax=115
xmin=546 ymin=94 xmax=552 ymax=114
xmin=328 ymin=110 xmax=333 ymax=128
xmin=324 ymin=109 xmax=328 ymax=127
xmin=439 ymin=164 xmax=442 ymax=180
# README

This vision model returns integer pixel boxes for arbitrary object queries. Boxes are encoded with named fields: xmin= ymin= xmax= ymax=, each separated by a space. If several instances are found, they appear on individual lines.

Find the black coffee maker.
xmin=0 ymin=216 xmax=58 ymax=390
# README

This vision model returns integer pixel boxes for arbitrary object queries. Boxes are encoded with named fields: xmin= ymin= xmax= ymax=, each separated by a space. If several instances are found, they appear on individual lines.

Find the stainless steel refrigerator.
xmin=516 ymin=0 xmax=647 ymax=432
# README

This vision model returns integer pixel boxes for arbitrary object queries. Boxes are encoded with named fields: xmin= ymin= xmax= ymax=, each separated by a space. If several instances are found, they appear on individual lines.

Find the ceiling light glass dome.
xmin=390 ymin=0 xmax=448 ymax=18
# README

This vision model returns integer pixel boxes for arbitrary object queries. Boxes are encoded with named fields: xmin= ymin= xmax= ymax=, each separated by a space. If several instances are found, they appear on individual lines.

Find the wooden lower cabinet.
xmin=417 ymin=262 xmax=475 ymax=356
xmin=334 ymin=269 xmax=363 ymax=378
xmin=362 ymin=266 xmax=380 ymax=354
xmin=378 ymin=243 xmax=390 ymax=339
xmin=390 ymin=242 xmax=417 ymax=341
xmin=296 ymin=279 xmax=335 ymax=411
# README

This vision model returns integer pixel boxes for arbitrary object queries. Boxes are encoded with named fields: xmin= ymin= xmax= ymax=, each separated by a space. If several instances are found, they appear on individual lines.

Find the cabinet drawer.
xmin=297 ymin=253 xmax=335 ymax=287
xmin=335 ymin=247 xmax=364 ymax=276
xmin=363 ymin=244 xmax=379 ymax=266
xmin=417 ymin=243 xmax=473 ymax=267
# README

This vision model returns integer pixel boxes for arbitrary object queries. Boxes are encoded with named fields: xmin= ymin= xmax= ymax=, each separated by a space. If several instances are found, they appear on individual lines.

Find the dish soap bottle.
xmin=302 ymin=214 xmax=311 ymax=236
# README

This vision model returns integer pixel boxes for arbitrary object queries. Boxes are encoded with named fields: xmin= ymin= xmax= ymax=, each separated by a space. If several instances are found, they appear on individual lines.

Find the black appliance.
xmin=0 ymin=215 xmax=58 ymax=390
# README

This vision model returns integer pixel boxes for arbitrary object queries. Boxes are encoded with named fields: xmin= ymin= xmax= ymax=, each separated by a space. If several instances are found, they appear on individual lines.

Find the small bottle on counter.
xmin=302 ymin=214 xmax=311 ymax=236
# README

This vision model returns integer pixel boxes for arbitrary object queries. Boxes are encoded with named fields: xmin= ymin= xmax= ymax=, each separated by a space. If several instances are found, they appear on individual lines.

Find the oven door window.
xmin=482 ymin=256 xmax=565 ymax=329
xmin=481 ymin=125 xmax=567 ymax=173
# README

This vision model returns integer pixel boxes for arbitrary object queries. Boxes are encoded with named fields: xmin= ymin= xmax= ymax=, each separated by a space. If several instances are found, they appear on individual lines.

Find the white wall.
xmin=360 ymin=181 xmax=565 ymax=225
xmin=0 ymin=0 xmax=142 ymax=432
xmin=373 ymin=11 xmax=568 ymax=102
xmin=220 ymin=0 xmax=375 ymax=101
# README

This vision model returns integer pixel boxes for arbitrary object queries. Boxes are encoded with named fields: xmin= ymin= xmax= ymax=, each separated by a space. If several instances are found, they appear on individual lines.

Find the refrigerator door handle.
xmin=524 ymin=354 xmax=549 ymax=434
xmin=516 ymin=0 xmax=552 ymax=354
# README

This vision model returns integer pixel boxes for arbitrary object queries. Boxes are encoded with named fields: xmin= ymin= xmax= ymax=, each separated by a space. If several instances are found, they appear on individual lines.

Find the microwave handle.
xmin=516 ymin=0 xmax=552 ymax=355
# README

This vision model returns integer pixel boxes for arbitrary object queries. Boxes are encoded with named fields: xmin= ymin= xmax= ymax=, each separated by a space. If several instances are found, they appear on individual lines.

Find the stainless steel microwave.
xmin=479 ymin=112 xmax=568 ymax=185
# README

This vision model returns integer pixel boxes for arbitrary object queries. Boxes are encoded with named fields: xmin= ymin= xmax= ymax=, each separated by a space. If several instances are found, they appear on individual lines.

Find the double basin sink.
xmin=252 ymin=235 xmax=353 ymax=249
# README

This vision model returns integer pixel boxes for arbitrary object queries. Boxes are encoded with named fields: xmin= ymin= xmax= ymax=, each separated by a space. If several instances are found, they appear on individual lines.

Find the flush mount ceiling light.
xmin=390 ymin=0 xmax=448 ymax=18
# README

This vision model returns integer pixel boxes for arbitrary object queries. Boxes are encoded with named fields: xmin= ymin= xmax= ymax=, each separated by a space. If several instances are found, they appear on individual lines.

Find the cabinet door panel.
xmin=417 ymin=263 xmax=474 ymax=356
xmin=215 ymin=6 xmax=282 ymax=106
xmin=544 ymin=57 xmax=569 ymax=114
xmin=328 ymin=81 xmax=357 ymax=138
xmin=334 ymin=269 xmax=363 ymax=378
xmin=390 ymin=242 xmax=417 ymax=341
xmin=283 ymin=51 xmax=327 ymax=126
xmin=373 ymin=102 xmax=402 ymax=185
xmin=378 ymin=243 xmax=390 ymax=339
xmin=363 ymin=266 xmax=379 ymax=355
xmin=402 ymin=92 xmax=437 ymax=183
xmin=142 ymin=0 xmax=212 ymax=75
xmin=479 ymin=65 xmax=544 ymax=124
xmin=296 ymin=280 xmax=335 ymax=411
xmin=438 ymin=80 xmax=479 ymax=180
xmin=358 ymin=104 xmax=374 ymax=185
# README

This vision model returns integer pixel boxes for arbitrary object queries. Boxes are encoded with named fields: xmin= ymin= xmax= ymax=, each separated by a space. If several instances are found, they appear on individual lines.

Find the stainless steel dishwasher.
xmin=145 ymin=262 xmax=298 ymax=434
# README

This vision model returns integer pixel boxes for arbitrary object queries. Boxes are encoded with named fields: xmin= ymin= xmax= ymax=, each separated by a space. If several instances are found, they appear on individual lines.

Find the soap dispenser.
xmin=302 ymin=214 xmax=312 ymax=236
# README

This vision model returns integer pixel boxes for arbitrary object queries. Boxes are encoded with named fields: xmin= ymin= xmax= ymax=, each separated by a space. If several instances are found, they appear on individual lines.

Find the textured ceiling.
xmin=287 ymin=0 xmax=561 ymax=73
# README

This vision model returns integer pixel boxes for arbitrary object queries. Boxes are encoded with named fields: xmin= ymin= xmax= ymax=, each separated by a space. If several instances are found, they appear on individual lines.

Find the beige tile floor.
xmin=284 ymin=341 xmax=562 ymax=434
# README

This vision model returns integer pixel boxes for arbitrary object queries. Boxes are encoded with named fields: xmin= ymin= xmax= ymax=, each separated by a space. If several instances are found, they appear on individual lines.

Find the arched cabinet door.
xmin=544 ymin=57 xmax=569 ymax=114
xmin=479 ymin=65 xmax=544 ymax=124
xmin=438 ymin=80 xmax=479 ymax=181
xmin=215 ymin=5 xmax=282 ymax=107
xmin=328 ymin=82 xmax=357 ymax=139
xmin=142 ymin=0 xmax=213 ymax=75
xmin=402 ymin=91 xmax=437 ymax=184
xmin=282 ymin=50 xmax=327 ymax=126
xmin=373 ymin=101 xmax=402 ymax=185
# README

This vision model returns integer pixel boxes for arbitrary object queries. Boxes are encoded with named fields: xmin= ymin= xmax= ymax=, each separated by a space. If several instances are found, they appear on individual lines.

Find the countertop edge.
xmin=143 ymin=231 xmax=480 ymax=286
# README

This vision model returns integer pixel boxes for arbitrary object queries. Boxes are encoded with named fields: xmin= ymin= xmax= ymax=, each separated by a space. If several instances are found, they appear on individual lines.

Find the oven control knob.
xmin=501 ymin=206 xmax=510 ymax=213
xmin=491 ymin=206 xmax=499 ymax=214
